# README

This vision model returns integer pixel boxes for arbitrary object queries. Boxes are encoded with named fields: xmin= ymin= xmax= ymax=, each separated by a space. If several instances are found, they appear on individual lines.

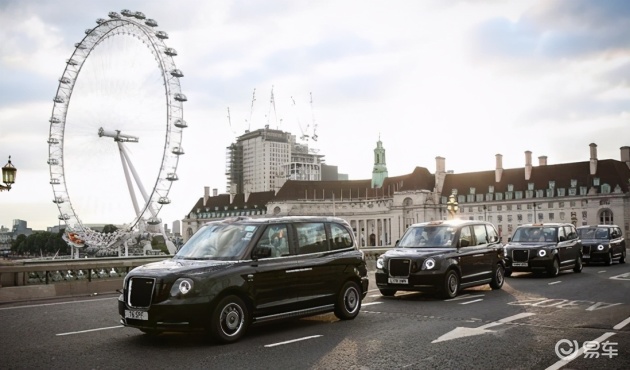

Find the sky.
xmin=1 ymin=0 xmax=630 ymax=231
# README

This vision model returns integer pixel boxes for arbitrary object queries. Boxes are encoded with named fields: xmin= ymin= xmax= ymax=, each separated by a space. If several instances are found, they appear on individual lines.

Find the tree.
xmin=102 ymin=224 xmax=118 ymax=234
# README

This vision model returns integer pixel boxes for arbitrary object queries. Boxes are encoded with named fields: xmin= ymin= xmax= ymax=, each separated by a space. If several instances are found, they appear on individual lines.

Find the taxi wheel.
xmin=441 ymin=270 xmax=460 ymax=299
xmin=210 ymin=295 xmax=249 ymax=344
xmin=573 ymin=254 xmax=583 ymax=273
xmin=490 ymin=264 xmax=505 ymax=289
xmin=620 ymin=249 xmax=626 ymax=264
xmin=605 ymin=251 xmax=613 ymax=266
xmin=547 ymin=258 xmax=560 ymax=277
xmin=335 ymin=281 xmax=361 ymax=320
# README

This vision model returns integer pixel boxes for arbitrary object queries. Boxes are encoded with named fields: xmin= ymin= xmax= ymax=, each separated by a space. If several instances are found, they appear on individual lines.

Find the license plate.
xmin=512 ymin=262 xmax=528 ymax=267
xmin=388 ymin=278 xmax=408 ymax=284
xmin=125 ymin=310 xmax=148 ymax=320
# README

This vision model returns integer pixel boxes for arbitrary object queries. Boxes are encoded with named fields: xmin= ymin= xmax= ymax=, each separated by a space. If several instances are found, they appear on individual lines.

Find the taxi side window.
xmin=486 ymin=224 xmax=499 ymax=243
xmin=459 ymin=226 xmax=472 ymax=247
xmin=564 ymin=226 xmax=577 ymax=240
xmin=329 ymin=223 xmax=353 ymax=250
xmin=557 ymin=227 xmax=566 ymax=241
xmin=473 ymin=224 xmax=488 ymax=245
xmin=296 ymin=222 xmax=329 ymax=254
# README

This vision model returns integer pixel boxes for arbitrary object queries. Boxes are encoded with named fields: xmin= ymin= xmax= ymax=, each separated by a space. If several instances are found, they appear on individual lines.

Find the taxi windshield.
xmin=512 ymin=226 xmax=557 ymax=243
xmin=398 ymin=225 xmax=455 ymax=248
xmin=577 ymin=227 xmax=608 ymax=239
xmin=175 ymin=223 xmax=259 ymax=260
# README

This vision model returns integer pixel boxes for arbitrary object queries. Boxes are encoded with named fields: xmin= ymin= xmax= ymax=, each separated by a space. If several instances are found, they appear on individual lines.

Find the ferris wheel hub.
xmin=98 ymin=127 xmax=139 ymax=142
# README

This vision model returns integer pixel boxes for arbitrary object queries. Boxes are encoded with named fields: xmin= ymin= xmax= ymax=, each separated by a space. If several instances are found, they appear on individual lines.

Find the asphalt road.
xmin=1 ymin=261 xmax=629 ymax=370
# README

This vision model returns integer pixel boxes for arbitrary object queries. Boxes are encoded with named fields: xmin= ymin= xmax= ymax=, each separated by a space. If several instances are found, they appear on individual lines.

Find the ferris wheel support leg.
xmin=118 ymin=143 xmax=141 ymax=217
xmin=119 ymin=143 xmax=153 ymax=213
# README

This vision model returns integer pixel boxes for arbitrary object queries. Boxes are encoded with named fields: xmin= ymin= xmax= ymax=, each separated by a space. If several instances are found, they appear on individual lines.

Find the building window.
xmin=568 ymin=188 xmax=576 ymax=196
xmin=549 ymin=213 xmax=555 ymax=221
xmin=548 ymin=202 xmax=554 ymax=208
xmin=476 ymin=194 xmax=484 ymax=202
xmin=570 ymin=201 xmax=576 ymax=207
xmin=580 ymin=186 xmax=587 ymax=195
xmin=515 ymin=191 xmax=523 ymax=199
xmin=517 ymin=214 xmax=523 ymax=222
xmin=486 ymin=193 xmax=493 ymax=201
xmin=546 ymin=189 xmax=554 ymax=197
xmin=497 ymin=205 xmax=503 ymax=211
xmin=559 ymin=212 xmax=565 ymax=220
xmin=488 ymin=215 xmax=493 ymax=223
xmin=549 ymin=181 xmax=555 ymax=189
xmin=489 ymin=185 xmax=494 ymax=193
xmin=593 ymin=177 xmax=600 ymax=186
xmin=517 ymin=204 xmax=522 ymax=210
xmin=496 ymin=192 xmax=504 ymax=201
xmin=558 ymin=188 xmax=565 ymax=196
xmin=538 ymin=213 xmax=543 ymax=221
xmin=571 ymin=179 xmax=577 ymax=187
xmin=470 ymin=187 xmax=476 ymax=195
xmin=507 ymin=215 xmax=513 ymax=222
xmin=527 ymin=214 xmax=533 ymax=223
xmin=525 ymin=190 xmax=533 ymax=198
xmin=600 ymin=209 xmax=613 ymax=224
xmin=536 ymin=189 xmax=544 ymax=198
xmin=507 ymin=204 xmax=512 ymax=211
xmin=498 ymin=215 xmax=503 ymax=222
xmin=458 ymin=195 xmax=465 ymax=203
xmin=601 ymin=184 xmax=611 ymax=194
xmin=505 ymin=192 xmax=512 ymax=200
xmin=508 ymin=184 xmax=514 ymax=192
xmin=528 ymin=183 xmax=534 ymax=191
xmin=467 ymin=194 xmax=474 ymax=202
xmin=559 ymin=201 xmax=564 ymax=208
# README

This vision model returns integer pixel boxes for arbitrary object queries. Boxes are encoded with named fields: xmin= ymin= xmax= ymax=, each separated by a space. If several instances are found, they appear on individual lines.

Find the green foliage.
xmin=10 ymin=231 xmax=69 ymax=256
xmin=151 ymin=234 xmax=169 ymax=254
xmin=102 ymin=224 xmax=118 ymax=234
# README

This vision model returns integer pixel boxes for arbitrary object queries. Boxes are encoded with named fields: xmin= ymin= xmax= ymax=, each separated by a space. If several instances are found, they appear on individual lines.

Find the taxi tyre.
xmin=621 ymin=249 xmax=626 ymax=264
xmin=490 ymin=264 xmax=505 ymax=290
xmin=334 ymin=281 xmax=361 ymax=320
xmin=441 ymin=269 xmax=460 ymax=299
xmin=573 ymin=254 xmax=583 ymax=273
xmin=379 ymin=288 xmax=397 ymax=297
xmin=605 ymin=251 xmax=613 ymax=266
xmin=210 ymin=295 xmax=249 ymax=344
xmin=547 ymin=257 xmax=560 ymax=277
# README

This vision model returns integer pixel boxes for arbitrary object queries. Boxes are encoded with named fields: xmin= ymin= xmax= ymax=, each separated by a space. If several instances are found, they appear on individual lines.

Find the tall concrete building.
xmin=225 ymin=127 xmax=323 ymax=197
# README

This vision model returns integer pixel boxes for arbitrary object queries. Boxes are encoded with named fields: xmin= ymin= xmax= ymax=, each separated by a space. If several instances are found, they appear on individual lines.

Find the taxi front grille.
xmin=128 ymin=277 xmax=155 ymax=308
xmin=388 ymin=258 xmax=411 ymax=277
xmin=582 ymin=246 xmax=591 ymax=255
xmin=512 ymin=250 xmax=529 ymax=262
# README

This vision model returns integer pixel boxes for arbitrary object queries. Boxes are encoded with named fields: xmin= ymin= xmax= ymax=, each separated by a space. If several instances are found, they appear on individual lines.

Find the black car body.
xmin=577 ymin=225 xmax=627 ymax=265
xmin=118 ymin=216 xmax=369 ymax=343
xmin=504 ymin=223 xmax=583 ymax=277
xmin=375 ymin=220 xmax=505 ymax=299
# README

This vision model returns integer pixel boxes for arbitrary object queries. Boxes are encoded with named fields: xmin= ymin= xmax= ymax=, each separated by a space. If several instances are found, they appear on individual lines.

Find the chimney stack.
xmin=621 ymin=146 xmax=630 ymax=169
xmin=204 ymin=186 xmax=210 ymax=206
xmin=538 ymin=156 xmax=547 ymax=166
xmin=213 ymin=188 xmax=218 ymax=197
xmin=436 ymin=156 xmax=445 ymax=174
xmin=525 ymin=151 xmax=532 ymax=180
xmin=495 ymin=154 xmax=503 ymax=183
xmin=589 ymin=143 xmax=598 ymax=175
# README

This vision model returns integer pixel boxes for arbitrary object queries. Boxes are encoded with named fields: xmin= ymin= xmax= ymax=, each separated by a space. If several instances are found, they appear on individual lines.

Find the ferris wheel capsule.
xmin=147 ymin=217 xmax=162 ymax=225
xmin=156 ymin=31 xmax=169 ymax=39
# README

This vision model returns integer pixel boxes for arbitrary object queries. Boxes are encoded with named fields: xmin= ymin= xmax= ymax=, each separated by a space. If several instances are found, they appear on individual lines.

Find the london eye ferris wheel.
xmin=47 ymin=10 xmax=187 ymax=255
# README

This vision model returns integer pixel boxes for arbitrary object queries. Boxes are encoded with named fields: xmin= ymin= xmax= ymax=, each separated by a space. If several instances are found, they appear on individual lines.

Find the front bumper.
xmin=581 ymin=245 xmax=609 ymax=262
xmin=505 ymin=251 xmax=555 ymax=272
xmin=118 ymin=294 xmax=210 ymax=332
xmin=375 ymin=269 xmax=445 ymax=292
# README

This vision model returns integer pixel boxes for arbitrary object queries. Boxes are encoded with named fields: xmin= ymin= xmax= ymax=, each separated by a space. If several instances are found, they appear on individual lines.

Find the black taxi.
xmin=375 ymin=220 xmax=505 ymax=299
xmin=504 ymin=223 xmax=583 ymax=277
xmin=118 ymin=216 xmax=369 ymax=343
xmin=577 ymin=225 xmax=626 ymax=265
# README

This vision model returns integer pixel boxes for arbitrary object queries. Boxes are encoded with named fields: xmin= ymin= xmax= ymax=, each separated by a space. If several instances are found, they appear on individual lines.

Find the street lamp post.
xmin=446 ymin=194 xmax=459 ymax=220
xmin=0 ymin=156 xmax=16 ymax=192
xmin=483 ymin=205 xmax=487 ymax=221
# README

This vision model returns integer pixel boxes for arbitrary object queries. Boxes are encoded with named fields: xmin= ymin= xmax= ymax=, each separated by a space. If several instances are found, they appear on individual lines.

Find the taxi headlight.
xmin=422 ymin=258 xmax=436 ymax=270
xmin=376 ymin=257 xmax=384 ymax=270
xmin=597 ymin=244 xmax=605 ymax=251
xmin=538 ymin=249 xmax=547 ymax=257
xmin=170 ymin=278 xmax=194 ymax=297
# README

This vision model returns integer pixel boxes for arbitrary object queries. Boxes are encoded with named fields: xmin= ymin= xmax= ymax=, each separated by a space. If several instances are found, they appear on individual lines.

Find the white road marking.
xmin=444 ymin=294 xmax=485 ymax=302
xmin=369 ymin=294 xmax=381 ymax=298
xmin=548 ymin=281 xmax=562 ymax=285
xmin=610 ymin=272 xmax=630 ymax=280
xmin=545 ymin=332 xmax=616 ymax=370
xmin=598 ymin=271 xmax=607 ymax=273
xmin=264 ymin=335 xmax=322 ymax=347
xmin=56 ymin=325 xmax=124 ymax=336
xmin=460 ymin=299 xmax=483 ymax=305
xmin=0 ymin=297 xmax=116 ymax=310
xmin=432 ymin=312 xmax=535 ymax=343
xmin=362 ymin=302 xmax=383 ymax=307
xmin=613 ymin=316 xmax=630 ymax=330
